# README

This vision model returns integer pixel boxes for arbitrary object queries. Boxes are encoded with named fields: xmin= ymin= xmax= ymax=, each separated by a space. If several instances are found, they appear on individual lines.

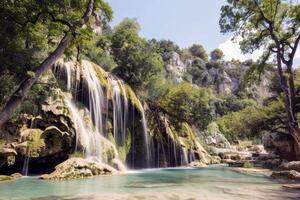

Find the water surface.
xmin=0 ymin=166 xmax=299 ymax=200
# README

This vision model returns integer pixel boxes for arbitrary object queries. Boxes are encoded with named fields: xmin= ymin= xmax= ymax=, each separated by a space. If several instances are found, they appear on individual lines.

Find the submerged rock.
xmin=40 ymin=158 xmax=119 ymax=180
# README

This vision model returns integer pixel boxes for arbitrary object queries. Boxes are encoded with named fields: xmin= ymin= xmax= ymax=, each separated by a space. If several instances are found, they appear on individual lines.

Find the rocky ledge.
xmin=0 ymin=173 xmax=22 ymax=182
xmin=40 ymin=158 xmax=119 ymax=180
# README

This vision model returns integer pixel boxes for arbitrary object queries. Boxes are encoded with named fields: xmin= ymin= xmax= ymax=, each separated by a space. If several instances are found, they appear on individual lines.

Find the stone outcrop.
xmin=40 ymin=158 xmax=118 ymax=180
xmin=262 ymin=132 xmax=296 ymax=160
xmin=164 ymin=51 xmax=272 ymax=100
xmin=164 ymin=52 xmax=187 ymax=83
xmin=271 ymin=170 xmax=300 ymax=181
xmin=280 ymin=161 xmax=300 ymax=172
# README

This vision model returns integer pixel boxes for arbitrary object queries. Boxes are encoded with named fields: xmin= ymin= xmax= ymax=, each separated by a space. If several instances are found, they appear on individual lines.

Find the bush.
xmin=243 ymin=161 xmax=254 ymax=168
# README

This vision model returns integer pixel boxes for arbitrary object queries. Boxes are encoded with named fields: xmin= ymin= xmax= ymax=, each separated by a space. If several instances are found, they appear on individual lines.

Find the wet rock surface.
xmin=40 ymin=158 xmax=118 ymax=180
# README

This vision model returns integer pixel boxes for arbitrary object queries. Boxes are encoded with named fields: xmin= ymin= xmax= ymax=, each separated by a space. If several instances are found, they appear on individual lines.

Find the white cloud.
xmin=218 ymin=36 xmax=262 ymax=62
xmin=219 ymin=36 xmax=300 ymax=68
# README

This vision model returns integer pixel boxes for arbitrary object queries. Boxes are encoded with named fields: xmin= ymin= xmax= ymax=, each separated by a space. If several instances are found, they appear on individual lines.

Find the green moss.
xmin=106 ymin=148 xmax=115 ymax=163
xmin=69 ymin=151 xmax=84 ymax=158
xmin=26 ymin=129 xmax=45 ymax=158
xmin=124 ymin=85 xmax=143 ymax=112
xmin=0 ymin=175 xmax=13 ymax=182
xmin=107 ymin=132 xmax=116 ymax=146
xmin=182 ymin=123 xmax=196 ymax=149
xmin=92 ymin=63 xmax=111 ymax=94
xmin=0 ymin=139 xmax=5 ymax=149
xmin=118 ymin=129 xmax=132 ymax=162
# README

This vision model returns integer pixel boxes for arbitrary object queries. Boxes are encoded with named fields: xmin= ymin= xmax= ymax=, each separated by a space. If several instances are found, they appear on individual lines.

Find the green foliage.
xmin=111 ymin=18 xmax=164 ymax=88
xmin=243 ymin=160 xmax=254 ymax=168
xmin=160 ymin=83 xmax=214 ymax=129
xmin=186 ymin=58 xmax=211 ymax=86
xmin=0 ymin=71 xmax=18 ymax=109
xmin=12 ymin=82 xmax=53 ymax=118
xmin=210 ymin=48 xmax=224 ymax=61
xmin=150 ymin=39 xmax=182 ymax=59
xmin=215 ymin=96 xmax=257 ymax=116
xmin=215 ymin=97 xmax=288 ymax=142
xmin=189 ymin=44 xmax=208 ymax=62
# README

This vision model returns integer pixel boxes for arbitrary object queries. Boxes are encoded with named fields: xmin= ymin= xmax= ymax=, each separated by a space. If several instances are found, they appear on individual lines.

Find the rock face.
xmin=164 ymin=51 xmax=272 ymax=99
xmin=203 ymin=122 xmax=231 ymax=148
xmin=40 ymin=158 xmax=118 ymax=180
xmin=262 ymin=132 xmax=296 ymax=160
xmin=164 ymin=52 xmax=187 ymax=83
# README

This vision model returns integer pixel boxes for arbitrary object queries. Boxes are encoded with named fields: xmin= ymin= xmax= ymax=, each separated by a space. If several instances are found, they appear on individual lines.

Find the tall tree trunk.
xmin=0 ymin=34 xmax=71 ymax=131
xmin=276 ymin=54 xmax=300 ymax=159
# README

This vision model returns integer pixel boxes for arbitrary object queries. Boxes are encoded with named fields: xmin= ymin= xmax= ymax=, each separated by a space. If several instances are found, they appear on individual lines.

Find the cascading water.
xmin=53 ymin=59 xmax=201 ymax=170
xmin=81 ymin=60 xmax=106 ymax=136
xmin=138 ymin=101 xmax=151 ymax=167
xmin=65 ymin=97 xmax=103 ymax=161
xmin=109 ymin=76 xmax=128 ymax=146
xmin=22 ymin=157 xmax=29 ymax=176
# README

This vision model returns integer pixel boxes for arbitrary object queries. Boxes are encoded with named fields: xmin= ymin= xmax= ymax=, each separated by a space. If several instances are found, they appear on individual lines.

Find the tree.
xmin=111 ymin=18 xmax=163 ymax=88
xmin=160 ymin=83 xmax=213 ymax=129
xmin=210 ymin=48 xmax=224 ymax=61
xmin=0 ymin=0 xmax=113 ymax=130
xmin=189 ymin=44 xmax=208 ymax=62
xmin=220 ymin=0 xmax=300 ymax=158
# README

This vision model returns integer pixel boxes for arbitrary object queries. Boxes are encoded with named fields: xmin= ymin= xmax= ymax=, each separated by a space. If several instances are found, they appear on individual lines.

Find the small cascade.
xmin=22 ymin=156 xmax=30 ymax=176
xmin=181 ymin=148 xmax=188 ymax=166
xmin=22 ymin=118 xmax=36 ymax=176
xmin=138 ymin=101 xmax=151 ymax=168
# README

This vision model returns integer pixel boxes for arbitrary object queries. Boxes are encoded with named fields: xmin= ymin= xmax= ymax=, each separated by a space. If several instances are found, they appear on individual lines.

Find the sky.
xmin=106 ymin=0 xmax=300 ymax=65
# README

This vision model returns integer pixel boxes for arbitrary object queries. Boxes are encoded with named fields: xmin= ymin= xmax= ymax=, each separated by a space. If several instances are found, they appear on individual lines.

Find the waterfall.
xmin=53 ymin=59 xmax=155 ymax=169
xmin=109 ymin=75 xmax=128 ymax=146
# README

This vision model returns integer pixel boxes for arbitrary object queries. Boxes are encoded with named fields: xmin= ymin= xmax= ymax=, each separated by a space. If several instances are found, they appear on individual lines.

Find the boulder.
xmin=280 ymin=161 xmax=300 ymax=172
xmin=111 ymin=159 xmax=127 ymax=172
xmin=210 ymin=156 xmax=221 ymax=164
xmin=271 ymin=170 xmax=300 ymax=181
xmin=40 ymin=157 xmax=118 ymax=180
xmin=10 ymin=173 xmax=22 ymax=179
xmin=189 ymin=161 xmax=207 ymax=167
xmin=262 ymin=132 xmax=296 ymax=160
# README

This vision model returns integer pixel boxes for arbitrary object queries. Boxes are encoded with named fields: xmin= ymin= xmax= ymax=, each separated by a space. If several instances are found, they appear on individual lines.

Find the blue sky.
xmin=106 ymin=0 xmax=300 ymax=65
xmin=106 ymin=0 xmax=228 ymax=52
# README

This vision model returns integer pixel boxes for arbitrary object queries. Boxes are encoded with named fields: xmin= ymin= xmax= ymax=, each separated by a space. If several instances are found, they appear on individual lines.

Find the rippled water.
xmin=0 ymin=167 xmax=299 ymax=200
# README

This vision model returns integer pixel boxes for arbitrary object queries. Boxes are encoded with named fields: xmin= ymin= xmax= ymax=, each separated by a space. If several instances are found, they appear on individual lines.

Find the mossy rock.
xmin=0 ymin=175 xmax=13 ymax=182
xmin=22 ymin=129 xmax=45 ymax=158
xmin=0 ymin=139 xmax=5 ymax=150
